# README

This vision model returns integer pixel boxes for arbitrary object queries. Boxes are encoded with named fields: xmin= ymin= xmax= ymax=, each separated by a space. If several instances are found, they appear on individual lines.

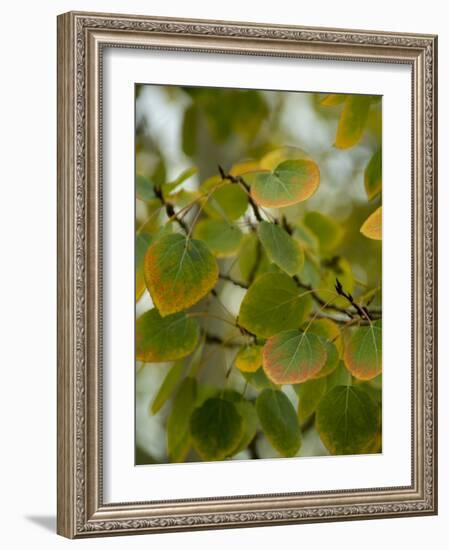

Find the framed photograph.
xmin=57 ymin=11 xmax=438 ymax=538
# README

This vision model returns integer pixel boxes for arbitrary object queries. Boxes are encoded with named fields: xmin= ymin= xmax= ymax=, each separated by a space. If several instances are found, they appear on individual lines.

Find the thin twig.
xmin=219 ymin=273 xmax=248 ymax=289
xmin=218 ymin=165 xmax=263 ymax=222
xmin=153 ymin=186 xmax=189 ymax=233
xmin=335 ymin=278 xmax=371 ymax=321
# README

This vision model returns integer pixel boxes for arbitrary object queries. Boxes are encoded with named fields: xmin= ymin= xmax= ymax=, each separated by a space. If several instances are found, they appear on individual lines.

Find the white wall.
xmin=0 ymin=1 xmax=446 ymax=548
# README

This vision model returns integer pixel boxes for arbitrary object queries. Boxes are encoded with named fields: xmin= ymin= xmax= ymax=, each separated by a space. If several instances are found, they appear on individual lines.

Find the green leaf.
xmin=222 ymin=391 xmax=258 ymax=455
xmin=201 ymin=175 xmax=248 ymax=221
xmin=257 ymin=221 xmax=304 ymax=276
xmin=136 ymin=309 xmax=199 ymax=362
xmin=308 ymin=318 xmax=343 ymax=357
xmin=335 ymin=95 xmax=372 ymax=149
xmin=162 ymin=167 xmax=198 ymax=196
xmin=250 ymin=159 xmax=320 ymax=208
xmin=308 ymin=319 xmax=341 ymax=379
xmin=295 ymin=377 xmax=328 ymax=424
xmin=167 ymin=377 xmax=197 ymax=462
xmin=238 ymin=272 xmax=313 ymax=338
xmin=144 ymin=233 xmax=219 ymax=316
xmin=240 ymin=367 xmax=279 ymax=391
xmin=256 ymin=389 xmax=301 ymax=457
xmin=136 ymin=232 xmax=153 ymax=301
xmin=326 ymin=361 xmax=352 ymax=389
xmin=151 ymin=361 xmax=185 ymax=414
xmin=361 ymin=206 xmax=382 ymax=240
xmin=235 ymin=345 xmax=263 ymax=373
xmin=238 ymin=233 xmax=260 ymax=283
xmin=365 ymin=149 xmax=382 ymax=200
xmin=190 ymin=397 xmax=243 ymax=460
xmin=304 ymin=211 xmax=343 ymax=252
xmin=263 ymin=330 xmax=327 ymax=384
xmin=343 ymin=321 xmax=382 ymax=380
xmin=193 ymin=219 xmax=243 ymax=257
xmin=136 ymin=174 xmax=156 ymax=201
xmin=316 ymin=385 xmax=379 ymax=454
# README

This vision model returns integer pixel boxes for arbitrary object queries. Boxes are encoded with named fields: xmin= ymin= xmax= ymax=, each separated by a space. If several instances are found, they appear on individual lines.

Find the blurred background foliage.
xmin=135 ymin=84 xmax=382 ymax=464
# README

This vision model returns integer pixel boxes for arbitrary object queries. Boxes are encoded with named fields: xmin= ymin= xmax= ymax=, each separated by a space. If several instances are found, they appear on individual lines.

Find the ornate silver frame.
xmin=57 ymin=11 xmax=438 ymax=538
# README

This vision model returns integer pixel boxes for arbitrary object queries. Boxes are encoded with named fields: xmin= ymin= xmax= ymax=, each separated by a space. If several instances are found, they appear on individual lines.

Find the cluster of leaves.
xmin=135 ymin=89 xmax=382 ymax=463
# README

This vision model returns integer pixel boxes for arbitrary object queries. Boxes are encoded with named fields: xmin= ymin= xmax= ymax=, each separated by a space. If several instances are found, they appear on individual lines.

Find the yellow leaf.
xmin=360 ymin=207 xmax=382 ymax=240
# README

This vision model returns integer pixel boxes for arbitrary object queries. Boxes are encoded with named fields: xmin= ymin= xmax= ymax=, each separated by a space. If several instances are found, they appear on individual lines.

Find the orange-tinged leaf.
xmin=250 ymin=159 xmax=320 ymax=208
xmin=361 ymin=206 xmax=382 ymax=240
xmin=235 ymin=345 xmax=263 ymax=373
xmin=144 ymin=233 xmax=218 ymax=316
xmin=343 ymin=321 xmax=382 ymax=380
xmin=263 ymin=330 xmax=327 ymax=385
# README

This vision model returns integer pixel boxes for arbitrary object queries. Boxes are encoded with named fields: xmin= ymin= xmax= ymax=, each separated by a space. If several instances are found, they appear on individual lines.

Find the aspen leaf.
xmin=190 ymin=398 xmax=243 ymax=461
xmin=200 ymin=175 xmax=248 ymax=220
xmin=167 ymin=378 xmax=197 ymax=462
xmin=136 ymin=174 xmax=156 ymax=201
xmin=238 ymin=272 xmax=313 ymax=338
xmin=335 ymin=95 xmax=373 ymax=149
xmin=193 ymin=219 xmax=243 ymax=257
xmin=316 ymin=385 xmax=378 ymax=455
xmin=263 ymin=330 xmax=327 ymax=385
xmin=222 ymin=391 xmax=258 ymax=454
xmin=144 ymin=233 xmax=218 ymax=316
xmin=136 ymin=309 xmax=199 ymax=362
xmin=136 ymin=232 xmax=153 ymax=301
xmin=235 ymin=345 xmax=263 ymax=373
xmin=256 ymin=389 xmax=301 ymax=457
xmin=240 ymin=367 xmax=279 ymax=391
xmin=343 ymin=321 xmax=382 ymax=380
xmin=250 ymin=159 xmax=320 ymax=208
xmin=257 ymin=221 xmax=304 ymax=276
xmin=295 ymin=377 xmax=328 ymax=423
xmin=162 ymin=167 xmax=197 ymax=196
xmin=308 ymin=319 xmax=342 ymax=379
xmin=151 ymin=361 xmax=185 ymax=414
xmin=361 ymin=206 xmax=382 ymax=240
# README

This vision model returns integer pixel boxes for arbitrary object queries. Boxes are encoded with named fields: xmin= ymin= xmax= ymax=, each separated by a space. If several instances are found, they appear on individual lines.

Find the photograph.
xmin=134 ymin=84 xmax=383 ymax=465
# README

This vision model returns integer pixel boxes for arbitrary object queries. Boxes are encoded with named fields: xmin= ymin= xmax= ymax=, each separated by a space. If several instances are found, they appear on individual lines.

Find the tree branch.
xmin=154 ymin=186 xmax=189 ymax=233
xmin=218 ymin=165 xmax=263 ymax=222
xmin=292 ymin=275 xmax=354 ymax=319
xmin=219 ymin=273 xmax=248 ymax=289
xmin=335 ymin=278 xmax=371 ymax=321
